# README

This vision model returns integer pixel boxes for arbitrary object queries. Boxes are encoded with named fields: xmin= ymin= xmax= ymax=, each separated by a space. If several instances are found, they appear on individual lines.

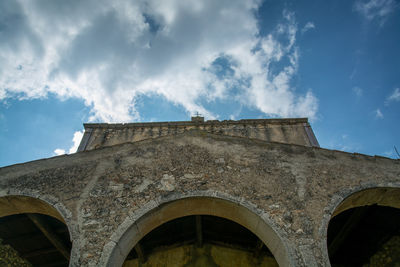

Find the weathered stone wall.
xmin=123 ymin=244 xmax=278 ymax=267
xmin=0 ymin=130 xmax=399 ymax=266
xmin=79 ymin=118 xmax=318 ymax=151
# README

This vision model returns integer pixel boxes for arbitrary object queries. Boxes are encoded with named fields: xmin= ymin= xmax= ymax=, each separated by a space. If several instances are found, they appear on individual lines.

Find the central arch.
xmin=102 ymin=195 xmax=293 ymax=267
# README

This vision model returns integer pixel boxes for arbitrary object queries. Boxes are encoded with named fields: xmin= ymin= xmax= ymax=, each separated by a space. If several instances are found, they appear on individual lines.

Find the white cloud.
xmin=326 ymin=137 xmax=361 ymax=154
xmin=0 ymin=0 xmax=318 ymax=122
xmin=352 ymin=86 xmax=363 ymax=97
xmin=54 ymin=130 xmax=84 ymax=155
xmin=354 ymin=0 xmax=398 ymax=25
xmin=386 ymin=88 xmax=400 ymax=103
xmin=54 ymin=149 xmax=66 ymax=156
xmin=69 ymin=131 xmax=84 ymax=153
xmin=375 ymin=108 xmax=384 ymax=119
xmin=301 ymin=22 xmax=315 ymax=34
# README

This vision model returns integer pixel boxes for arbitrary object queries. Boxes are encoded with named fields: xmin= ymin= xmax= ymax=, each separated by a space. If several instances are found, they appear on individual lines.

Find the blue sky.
xmin=1 ymin=0 xmax=399 ymax=167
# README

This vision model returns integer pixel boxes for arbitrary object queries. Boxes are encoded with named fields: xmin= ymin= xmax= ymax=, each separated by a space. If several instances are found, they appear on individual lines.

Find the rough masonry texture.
xmin=78 ymin=118 xmax=319 ymax=151
xmin=0 ymin=117 xmax=399 ymax=266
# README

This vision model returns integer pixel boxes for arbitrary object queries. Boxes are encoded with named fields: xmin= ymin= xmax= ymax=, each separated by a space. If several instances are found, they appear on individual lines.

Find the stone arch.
xmin=320 ymin=185 xmax=400 ymax=266
xmin=0 ymin=195 xmax=66 ymax=222
xmin=101 ymin=192 xmax=294 ymax=267
xmin=0 ymin=191 xmax=76 ymax=266
xmin=0 ymin=189 xmax=76 ymax=239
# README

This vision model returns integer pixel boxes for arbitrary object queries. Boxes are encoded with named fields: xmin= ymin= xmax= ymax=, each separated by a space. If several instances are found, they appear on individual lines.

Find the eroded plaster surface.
xmin=0 ymin=130 xmax=399 ymax=266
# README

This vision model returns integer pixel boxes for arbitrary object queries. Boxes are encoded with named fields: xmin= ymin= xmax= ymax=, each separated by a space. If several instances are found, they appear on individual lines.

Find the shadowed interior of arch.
xmin=122 ymin=215 xmax=279 ymax=267
xmin=105 ymin=196 xmax=291 ymax=267
xmin=0 ymin=196 xmax=72 ymax=267
xmin=327 ymin=188 xmax=400 ymax=267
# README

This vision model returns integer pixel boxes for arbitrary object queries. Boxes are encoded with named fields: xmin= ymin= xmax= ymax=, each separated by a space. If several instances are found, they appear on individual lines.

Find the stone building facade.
xmin=0 ymin=117 xmax=399 ymax=266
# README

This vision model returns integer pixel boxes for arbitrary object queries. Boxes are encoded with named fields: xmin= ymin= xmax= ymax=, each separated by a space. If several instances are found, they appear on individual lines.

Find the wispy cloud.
xmin=326 ymin=133 xmax=362 ymax=153
xmin=352 ymin=86 xmax=363 ymax=97
xmin=0 ymin=0 xmax=318 ymax=122
xmin=54 ymin=148 xmax=66 ymax=156
xmin=383 ymin=149 xmax=394 ymax=158
xmin=301 ymin=22 xmax=315 ymax=34
xmin=385 ymin=88 xmax=400 ymax=104
xmin=375 ymin=108 xmax=384 ymax=119
xmin=354 ymin=0 xmax=398 ymax=26
xmin=54 ymin=130 xmax=83 ymax=155
xmin=383 ymin=147 xmax=400 ymax=159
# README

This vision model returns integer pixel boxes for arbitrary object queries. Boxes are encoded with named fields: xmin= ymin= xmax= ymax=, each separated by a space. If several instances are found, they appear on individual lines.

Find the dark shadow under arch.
xmin=104 ymin=196 xmax=293 ymax=267
xmin=326 ymin=187 xmax=400 ymax=266
xmin=123 ymin=214 xmax=279 ymax=266
xmin=0 ymin=195 xmax=72 ymax=266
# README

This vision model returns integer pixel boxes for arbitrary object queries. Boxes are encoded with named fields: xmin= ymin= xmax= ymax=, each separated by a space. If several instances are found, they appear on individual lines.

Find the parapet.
xmin=78 ymin=117 xmax=319 ymax=151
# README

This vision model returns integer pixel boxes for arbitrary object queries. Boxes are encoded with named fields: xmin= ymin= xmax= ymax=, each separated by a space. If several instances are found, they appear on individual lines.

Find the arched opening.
xmin=104 ymin=196 xmax=292 ymax=267
xmin=327 ymin=187 xmax=400 ymax=266
xmin=0 ymin=196 xmax=72 ymax=266
xmin=123 ymin=215 xmax=278 ymax=266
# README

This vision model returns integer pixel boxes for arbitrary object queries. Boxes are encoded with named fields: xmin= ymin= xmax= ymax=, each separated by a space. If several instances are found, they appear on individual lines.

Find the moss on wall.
xmin=0 ymin=239 xmax=32 ymax=267
xmin=123 ymin=244 xmax=278 ymax=267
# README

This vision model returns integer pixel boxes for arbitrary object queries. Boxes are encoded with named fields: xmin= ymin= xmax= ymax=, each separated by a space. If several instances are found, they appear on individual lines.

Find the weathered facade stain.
xmin=0 ymin=118 xmax=399 ymax=266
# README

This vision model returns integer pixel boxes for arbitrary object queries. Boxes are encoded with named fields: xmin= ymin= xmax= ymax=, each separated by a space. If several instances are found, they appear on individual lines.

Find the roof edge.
xmin=83 ymin=118 xmax=309 ymax=129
